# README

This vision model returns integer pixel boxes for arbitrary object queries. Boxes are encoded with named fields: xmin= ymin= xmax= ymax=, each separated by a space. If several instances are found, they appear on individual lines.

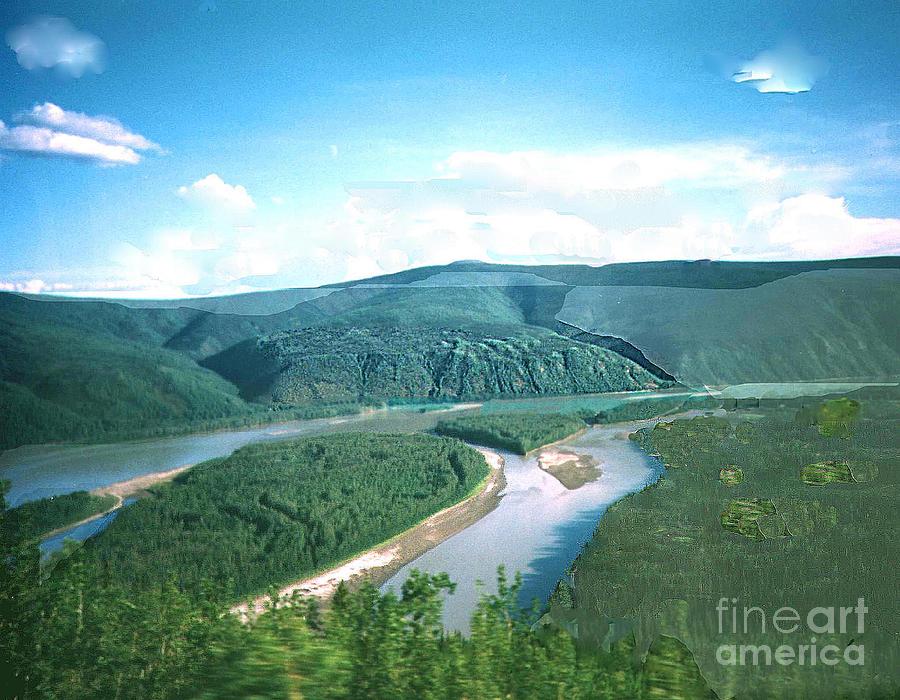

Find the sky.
xmin=1 ymin=0 xmax=898 ymax=297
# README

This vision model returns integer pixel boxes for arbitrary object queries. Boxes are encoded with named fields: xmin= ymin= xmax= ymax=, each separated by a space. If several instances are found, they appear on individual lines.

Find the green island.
xmin=5 ymin=491 xmax=118 ymax=541
xmin=434 ymin=412 xmax=587 ymax=454
xmin=79 ymin=433 xmax=488 ymax=597
xmin=548 ymin=391 xmax=900 ymax=699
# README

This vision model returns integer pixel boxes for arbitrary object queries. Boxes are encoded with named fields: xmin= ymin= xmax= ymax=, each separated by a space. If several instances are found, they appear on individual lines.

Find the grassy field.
xmin=434 ymin=413 xmax=586 ymax=454
xmin=550 ymin=389 xmax=900 ymax=699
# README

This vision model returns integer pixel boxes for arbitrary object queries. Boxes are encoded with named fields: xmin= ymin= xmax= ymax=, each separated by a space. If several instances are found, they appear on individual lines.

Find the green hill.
xmin=558 ymin=269 xmax=900 ymax=387
xmin=0 ymin=304 xmax=251 ymax=449
xmin=328 ymin=256 xmax=900 ymax=289
xmin=3 ymin=258 xmax=898 ymax=448
xmin=257 ymin=327 xmax=667 ymax=404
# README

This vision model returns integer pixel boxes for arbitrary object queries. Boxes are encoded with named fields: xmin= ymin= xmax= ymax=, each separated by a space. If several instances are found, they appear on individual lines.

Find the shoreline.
xmin=233 ymin=446 xmax=506 ymax=617
xmin=523 ymin=426 xmax=588 ymax=457
xmin=40 ymin=464 xmax=194 ymax=541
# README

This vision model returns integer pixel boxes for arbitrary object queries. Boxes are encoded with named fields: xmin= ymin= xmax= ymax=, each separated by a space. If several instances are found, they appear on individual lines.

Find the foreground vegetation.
xmin=2 ymin=478 xmax=715 ymax=699
xmin=81 ymin=433 xmax=488 ymax=597
xmin=435 ymin=413 xmax=587 ymax=454
xmin=552 ymin=391 xmax=900 ymax=698
xmin=4 ymin=491 xmax=118 ymax=541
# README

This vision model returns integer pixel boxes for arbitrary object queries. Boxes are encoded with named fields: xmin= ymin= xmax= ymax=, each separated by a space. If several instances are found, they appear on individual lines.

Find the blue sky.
xmin=1 ymin=0 xmax=898 ymax=296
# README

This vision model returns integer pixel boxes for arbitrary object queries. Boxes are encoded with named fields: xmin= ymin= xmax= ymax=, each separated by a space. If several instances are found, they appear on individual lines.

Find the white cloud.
xmin=6 ymin=17 xmax=105 ymax=77
xmin=0 ymin=120 xmax=141 ymax=164
xmin=16 ymin=103 xmax=161 ymax=151
xmin=271 ymin=196 xmax=285 ymax=205
xmin=741 ymin=194 xmax=900 ymax=259
xmin=30 ymin=145 xmax=898 ymax=297
xmin=178 ymin=174 xmax=256 ymax=213
xmin=731 ymin=42 xmax=828 ymax=94
xmin=329 ymin=144 xmax=339 ymax=158
xmin=441 ymin=145 xmax=784 ymax=192
xmin=0 ymin=279 xmax=65 ymax=294
xmin=0 ymin=104 xmax=159 ymax=165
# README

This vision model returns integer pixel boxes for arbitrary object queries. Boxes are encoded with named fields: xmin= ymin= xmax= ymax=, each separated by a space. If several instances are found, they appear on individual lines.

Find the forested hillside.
xmin=3 ymin=258 xmax=897 ymax=448
xmin=0 ymin=298 xmax=251 ymax=450
xmin=258 ymin=327 xmax=667 ymax=404
xmin=82 ymin=433 xmax=488 ymax=596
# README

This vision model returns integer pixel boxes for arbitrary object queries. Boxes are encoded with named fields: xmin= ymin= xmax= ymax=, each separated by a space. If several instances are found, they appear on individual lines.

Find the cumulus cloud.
xmin=16 ymin=103 xmax=161 ymax=151
xmin=0 ymin=279 xmax=73 ymax=294
xmin=0 ymin=104 xmax=159 ymax=165
xmin=730 ymin=42 xmax=828 ymax=94
xmin=178 ymin=174 xmax=256 ymax=213
xmin=6 ymin=17 xmax=106 ymax=77
xmin=31 ymin=145 xmax=899 ymax=297
xmin=741 ymin=194 xmax=900 ymax=259
xmin=328 ymin=145 xmax=788 ymax=270
xmin=439 ymin=145 xmax=784 ymax=192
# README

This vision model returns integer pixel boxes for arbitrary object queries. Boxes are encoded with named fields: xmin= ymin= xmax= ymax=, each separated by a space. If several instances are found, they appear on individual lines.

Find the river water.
xmin=382 ymin=419 xmax=669 ymax=632
xmin=0 ymin=393 xmax=702 ymax=620
xmin=0 ymin=406 xmax=470 ymax=507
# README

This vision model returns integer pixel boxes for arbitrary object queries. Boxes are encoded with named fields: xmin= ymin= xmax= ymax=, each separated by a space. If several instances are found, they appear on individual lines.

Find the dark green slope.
xmin=0 ymin=291 xmax=198 ymax=347
xmin=0 ymin=297 xmax=251 ymax=449
xmin=259 ymin=327 xmax=667 ymax=404
xmin=558 ymin=269 xmax=900 ymax=386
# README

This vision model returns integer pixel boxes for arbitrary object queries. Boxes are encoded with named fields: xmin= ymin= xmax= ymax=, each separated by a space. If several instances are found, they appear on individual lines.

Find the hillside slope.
xmin=258 ymin=327 xmax=667 ymax=404
xmin=558 ymin=269 xmax=900 ymax=386
xmin=0 ymin=296 xmax=252 ymax=449
xmin=3 ymin=259 xmax=897 ymax=447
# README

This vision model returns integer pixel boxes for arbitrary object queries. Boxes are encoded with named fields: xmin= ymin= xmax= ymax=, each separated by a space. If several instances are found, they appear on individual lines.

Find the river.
xmin=0 ymin=392 xmax=702 ymax=616
xmin=382 ymin=418 xmax=673 ymax=632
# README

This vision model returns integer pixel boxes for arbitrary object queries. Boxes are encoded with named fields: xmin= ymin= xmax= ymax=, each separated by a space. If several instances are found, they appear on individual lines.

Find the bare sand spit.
xmin=537 ymin=448 xmax=600 ymax=490
xmin=41 ymin=465 xmax=193 ymax=538
xmin=233 ymin=447 xmax=505 ymax=618
xmin=92 ymin=464 xmax=193 ymax=499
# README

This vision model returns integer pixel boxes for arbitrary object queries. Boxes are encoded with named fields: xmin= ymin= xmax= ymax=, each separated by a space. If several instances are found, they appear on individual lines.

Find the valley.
xmin=2 ymin=259 xmax=898 ymax=699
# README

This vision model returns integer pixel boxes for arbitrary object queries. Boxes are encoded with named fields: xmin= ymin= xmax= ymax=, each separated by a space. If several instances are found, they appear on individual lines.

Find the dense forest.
xmin=4 ymin=491 xmax=117 ymax=540
xmin=257 ymin=327 xmax=666 ymax=404
xmin=2 ymin=473 xmax=718 ymax=699
xmin=81 ymin=433 xmax=488 ymax=597
xmin=434 ymin=413 xmax=587 ymax=454
xmin=552 ymin=391 xmax=900 ymax=698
